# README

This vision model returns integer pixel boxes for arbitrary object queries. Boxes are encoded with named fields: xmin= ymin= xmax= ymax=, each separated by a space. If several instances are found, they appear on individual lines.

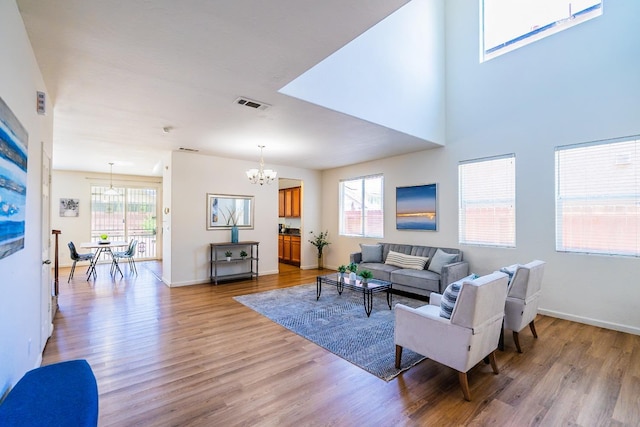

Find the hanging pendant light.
xmin=246 ymin=145 xmax=277 ymax=185
xmin=104 ymin=162 xmax=119 ymax=196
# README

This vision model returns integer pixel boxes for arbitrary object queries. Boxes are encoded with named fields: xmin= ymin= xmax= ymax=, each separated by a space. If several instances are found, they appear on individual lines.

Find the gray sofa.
xmin=350 ymin=243 xmax=469 ymax=297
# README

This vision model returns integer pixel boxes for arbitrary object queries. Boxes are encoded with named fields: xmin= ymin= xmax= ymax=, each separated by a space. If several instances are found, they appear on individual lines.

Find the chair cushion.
xmin=360 ymin=244 xmax=383 ymax=263
xmin=440 ymin=274 xmax=478 ymax=319
xmin=385 ymin=250 xmax=429 ymax=270
xmin=428 ymin=248 xmax=458 ymax=273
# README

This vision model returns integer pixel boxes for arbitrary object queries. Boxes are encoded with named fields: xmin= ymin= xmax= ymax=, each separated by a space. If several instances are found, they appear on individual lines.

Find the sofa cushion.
xmin=391 ymin=269 xmax=441 ymax=293
xmin=439 ymin=274 xmax=478 ymax=319
xmin=359 ymin=262 xmax=400 ymax=282
xmin=385 ymin=250 xmax=429 ymax=270
xmin=360 ymin=244 xmax=383 ymax=263
xmin=428 ymin=248 xmax=458 ymax=273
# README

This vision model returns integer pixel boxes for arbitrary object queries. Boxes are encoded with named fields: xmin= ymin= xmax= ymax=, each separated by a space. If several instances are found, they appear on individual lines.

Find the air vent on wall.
xmin=235 ymin=97 xmax=271 ymax=111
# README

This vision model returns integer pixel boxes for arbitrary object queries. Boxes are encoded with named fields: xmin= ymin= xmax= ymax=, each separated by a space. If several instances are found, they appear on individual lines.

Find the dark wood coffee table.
xmin=316 ymin=274 xmax=393 ymax=317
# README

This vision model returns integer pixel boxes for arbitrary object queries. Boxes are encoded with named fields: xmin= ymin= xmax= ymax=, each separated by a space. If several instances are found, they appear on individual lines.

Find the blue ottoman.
xmin=0 ymin=359 xmax=98 ymax=426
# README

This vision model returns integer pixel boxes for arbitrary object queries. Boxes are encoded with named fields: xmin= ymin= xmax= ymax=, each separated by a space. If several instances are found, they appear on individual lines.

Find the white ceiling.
xmin=17 ymin=0 xmax=440 ymax=177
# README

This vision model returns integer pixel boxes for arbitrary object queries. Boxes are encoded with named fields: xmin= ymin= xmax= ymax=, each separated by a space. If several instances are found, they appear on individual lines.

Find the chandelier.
xmin=104 ymin=162 xmax=119 ymax=196
xmin=246 ymin=145 xmax=277 ymax=185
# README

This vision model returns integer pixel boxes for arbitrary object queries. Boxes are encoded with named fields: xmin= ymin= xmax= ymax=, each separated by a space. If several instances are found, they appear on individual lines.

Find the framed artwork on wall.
xmin=60 ymin=198 xmax=80 ymax=217
xmin=206 ymin=193 xmax=254 ymax=230
xmin=0 ymin=97 xmax=28 ymax=260
xmin=396 ymin=183 xmax=437 ymax=231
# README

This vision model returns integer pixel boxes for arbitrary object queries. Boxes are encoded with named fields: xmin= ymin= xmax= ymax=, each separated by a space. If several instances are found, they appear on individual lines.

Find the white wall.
xmin=166 ymin=151 xmax=322 ymax=286
xmin=0 ymin=0 xmax=54 ymax=395
xmin=50 ymin=170 xmax=162 ymax=267
xmin=322 ymin=1 xmax=640 ymax=335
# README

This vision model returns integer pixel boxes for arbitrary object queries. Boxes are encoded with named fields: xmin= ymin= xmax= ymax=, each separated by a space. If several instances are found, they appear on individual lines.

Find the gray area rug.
xmin=233 ymin=282 xmax=427 ymax=381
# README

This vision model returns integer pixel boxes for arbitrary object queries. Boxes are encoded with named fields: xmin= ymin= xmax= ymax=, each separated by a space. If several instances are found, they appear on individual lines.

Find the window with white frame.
xmin=459 ymin=154 xmax=516 ymax=247
xmin=481 ymin=0 xmax=603 ymax=62
xmin=339 ymin=174 xmax=383 ymax=238
xmin=555 ymin=136 xmax=639 ymax=257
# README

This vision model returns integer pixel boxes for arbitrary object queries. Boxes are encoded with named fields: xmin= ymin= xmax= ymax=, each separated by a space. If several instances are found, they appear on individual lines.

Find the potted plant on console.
xmin=240 ymin=250 xmax=248 ymax=260
xmin=225 ymin=250 xmax=233 ymax=261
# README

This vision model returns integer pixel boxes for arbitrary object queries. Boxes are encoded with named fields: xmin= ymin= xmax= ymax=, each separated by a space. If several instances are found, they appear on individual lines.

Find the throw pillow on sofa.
xmin=384 ymin=250 xmax=429 ymax=271
xmin=439 ymin=274 xmax=478 ymax=319
xmin=360 ymin=244 xmax=383 ymax=263
xmin=427 ymin=248 xmax=458 ymax=274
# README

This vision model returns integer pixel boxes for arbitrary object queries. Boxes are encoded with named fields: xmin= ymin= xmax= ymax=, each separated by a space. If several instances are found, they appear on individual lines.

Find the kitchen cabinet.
xmin=279 ymin=186 xmax=301 ymax=218
xmin=278 ymin=234 xmax=300 ymax=265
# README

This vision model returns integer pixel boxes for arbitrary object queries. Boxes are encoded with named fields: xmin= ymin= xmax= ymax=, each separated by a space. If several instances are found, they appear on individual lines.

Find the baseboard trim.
xmin=538 ymin=308 xmax=640 ymax=336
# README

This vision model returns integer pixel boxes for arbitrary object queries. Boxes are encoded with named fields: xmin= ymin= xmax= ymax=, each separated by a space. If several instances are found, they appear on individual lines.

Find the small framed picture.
xmin=60 ymin=198 xmax=80 ymax=217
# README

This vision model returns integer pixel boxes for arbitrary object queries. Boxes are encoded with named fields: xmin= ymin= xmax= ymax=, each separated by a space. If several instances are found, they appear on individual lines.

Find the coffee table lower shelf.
xmin=316 ymin=274 xmax=393 ymax=317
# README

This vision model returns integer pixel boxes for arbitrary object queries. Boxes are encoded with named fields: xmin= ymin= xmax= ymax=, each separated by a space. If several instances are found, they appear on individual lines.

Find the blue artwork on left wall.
xmin=0 ymin=97 xmax=28 ymax=260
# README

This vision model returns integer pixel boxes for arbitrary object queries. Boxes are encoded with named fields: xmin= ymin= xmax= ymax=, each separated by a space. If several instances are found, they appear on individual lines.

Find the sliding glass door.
xmin=90 ymin=186 xmax=159 ymax=260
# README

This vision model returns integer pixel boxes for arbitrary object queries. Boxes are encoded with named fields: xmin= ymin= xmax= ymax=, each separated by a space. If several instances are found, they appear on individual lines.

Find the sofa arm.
xmin=349 ymin=252 xmax=362 ymax=264
xmin=440 ymin=261 xmax=469 ymax=293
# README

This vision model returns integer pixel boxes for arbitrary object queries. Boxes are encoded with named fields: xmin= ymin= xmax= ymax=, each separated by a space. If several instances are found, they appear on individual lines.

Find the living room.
xmin=1 ymin=0 xmax=639 ymax=424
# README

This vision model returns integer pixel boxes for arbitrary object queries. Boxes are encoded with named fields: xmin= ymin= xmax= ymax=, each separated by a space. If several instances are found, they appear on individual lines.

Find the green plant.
xmin=337 ymin=265 xmax=347 ymax=273
xmin=240 ymin=250 xmax=248 ymax=258
xmin=224 ymin=250 xmax=233 ymax=257
xmin=360 ymin=270 xmax=373 ymax=280
xmin=347 ymin=262 xmax=358 ymax=274
xmin=308 ymin=230 xmax=330 ymax=256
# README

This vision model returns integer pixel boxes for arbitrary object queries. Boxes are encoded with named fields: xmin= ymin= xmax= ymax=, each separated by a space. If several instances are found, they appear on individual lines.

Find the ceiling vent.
xmin=179 ymin=147 xmax=199 ymax=152
xmin=235 ymin=97 xmax=271 ymax=111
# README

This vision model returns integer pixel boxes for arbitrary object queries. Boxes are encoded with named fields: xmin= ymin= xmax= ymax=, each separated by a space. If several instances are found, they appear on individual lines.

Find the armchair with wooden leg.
xmin=394 ymin=272 xmax=509 ymax=401
xmin=503 ymin=260 xmax=545 ymax=353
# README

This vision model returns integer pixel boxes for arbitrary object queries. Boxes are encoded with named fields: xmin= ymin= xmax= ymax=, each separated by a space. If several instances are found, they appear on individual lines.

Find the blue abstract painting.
xmin=396 ymin=184 xmax=437 ymax=231
xmin=0 ymin=97 xmax=28 ymax=260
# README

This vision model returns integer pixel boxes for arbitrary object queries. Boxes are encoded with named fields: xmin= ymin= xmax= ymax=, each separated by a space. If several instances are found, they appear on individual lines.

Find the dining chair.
xmin=67 ymin=242 xmax=94 ymax=282
xmin=111 ymin=240 xmax=138 ymax=276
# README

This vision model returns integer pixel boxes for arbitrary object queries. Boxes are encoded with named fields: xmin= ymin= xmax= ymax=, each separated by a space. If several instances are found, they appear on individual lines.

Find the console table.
xmin=210 ymin=241 xmax=259 ymax=284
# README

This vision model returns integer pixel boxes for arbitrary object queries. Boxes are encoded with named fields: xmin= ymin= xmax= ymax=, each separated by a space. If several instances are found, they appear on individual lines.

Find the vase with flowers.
xmin=222 ymin=206 xmax=241 ymax=243
xmin=309 ymin=230 xmax=330 ymax=269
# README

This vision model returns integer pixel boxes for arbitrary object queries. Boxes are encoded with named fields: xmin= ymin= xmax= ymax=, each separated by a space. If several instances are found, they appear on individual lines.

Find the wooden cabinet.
xmin=279 ymin=186 xmax=301 ymax=218
xmin=278 ymin=234 xmax=300 ymax=266
xmin=290 ymin=235 xmax=301 ymax=264
xmin=278 ymin=190 xmax=286 ymax=218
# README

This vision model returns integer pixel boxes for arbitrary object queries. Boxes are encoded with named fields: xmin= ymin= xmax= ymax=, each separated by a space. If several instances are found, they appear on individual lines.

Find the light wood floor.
xmin=43 ymin=261 xmax=640 ymax=426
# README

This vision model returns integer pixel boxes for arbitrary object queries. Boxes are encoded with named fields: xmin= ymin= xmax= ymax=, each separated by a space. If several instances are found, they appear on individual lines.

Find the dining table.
xmin=80 ymin=241 xmax=129 ymax=280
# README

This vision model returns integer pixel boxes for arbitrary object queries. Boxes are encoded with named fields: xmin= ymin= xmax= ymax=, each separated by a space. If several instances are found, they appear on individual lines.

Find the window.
xmin=555 ymin=136 xmax=639 ymax=257
xmin=481 ymin=0 xmax=603 ymax=61
xmin=459 ymin=154 xmax=516 ymax=247
xmin=91 ymin=186 xmax=159 ymax=260
xmin=339 ymin=175 xmax=383 ymax=238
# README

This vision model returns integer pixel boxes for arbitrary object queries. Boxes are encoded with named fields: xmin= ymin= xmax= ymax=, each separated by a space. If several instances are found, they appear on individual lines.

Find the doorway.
xmin=278 ymin=178 xmax=302 ymax=268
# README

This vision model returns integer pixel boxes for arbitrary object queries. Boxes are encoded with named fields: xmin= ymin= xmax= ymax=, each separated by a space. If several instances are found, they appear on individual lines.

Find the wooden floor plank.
xmin=41 ymin=262 xmax=640 ymax=426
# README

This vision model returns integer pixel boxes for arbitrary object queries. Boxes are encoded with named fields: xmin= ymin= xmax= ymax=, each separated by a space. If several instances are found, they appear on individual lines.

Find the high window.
xmin=91 ymin=186 xmax=159 ymax=260
xmin=339 ymin=175 xmax=383 ymax=238
xmin=481 ymin=0 xmax=603 ymax=61
xmin=459 ymin=154 xmax=516 ymax=247
xmin=555 ymin=136 xmax=639 ymax=257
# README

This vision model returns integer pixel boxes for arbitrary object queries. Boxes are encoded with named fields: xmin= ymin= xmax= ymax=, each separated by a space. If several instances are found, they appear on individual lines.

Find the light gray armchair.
xmin=503 ymin=260 xmax=545 ymax=353
xmin=394 ymin=272 xmax=509 ymax=401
